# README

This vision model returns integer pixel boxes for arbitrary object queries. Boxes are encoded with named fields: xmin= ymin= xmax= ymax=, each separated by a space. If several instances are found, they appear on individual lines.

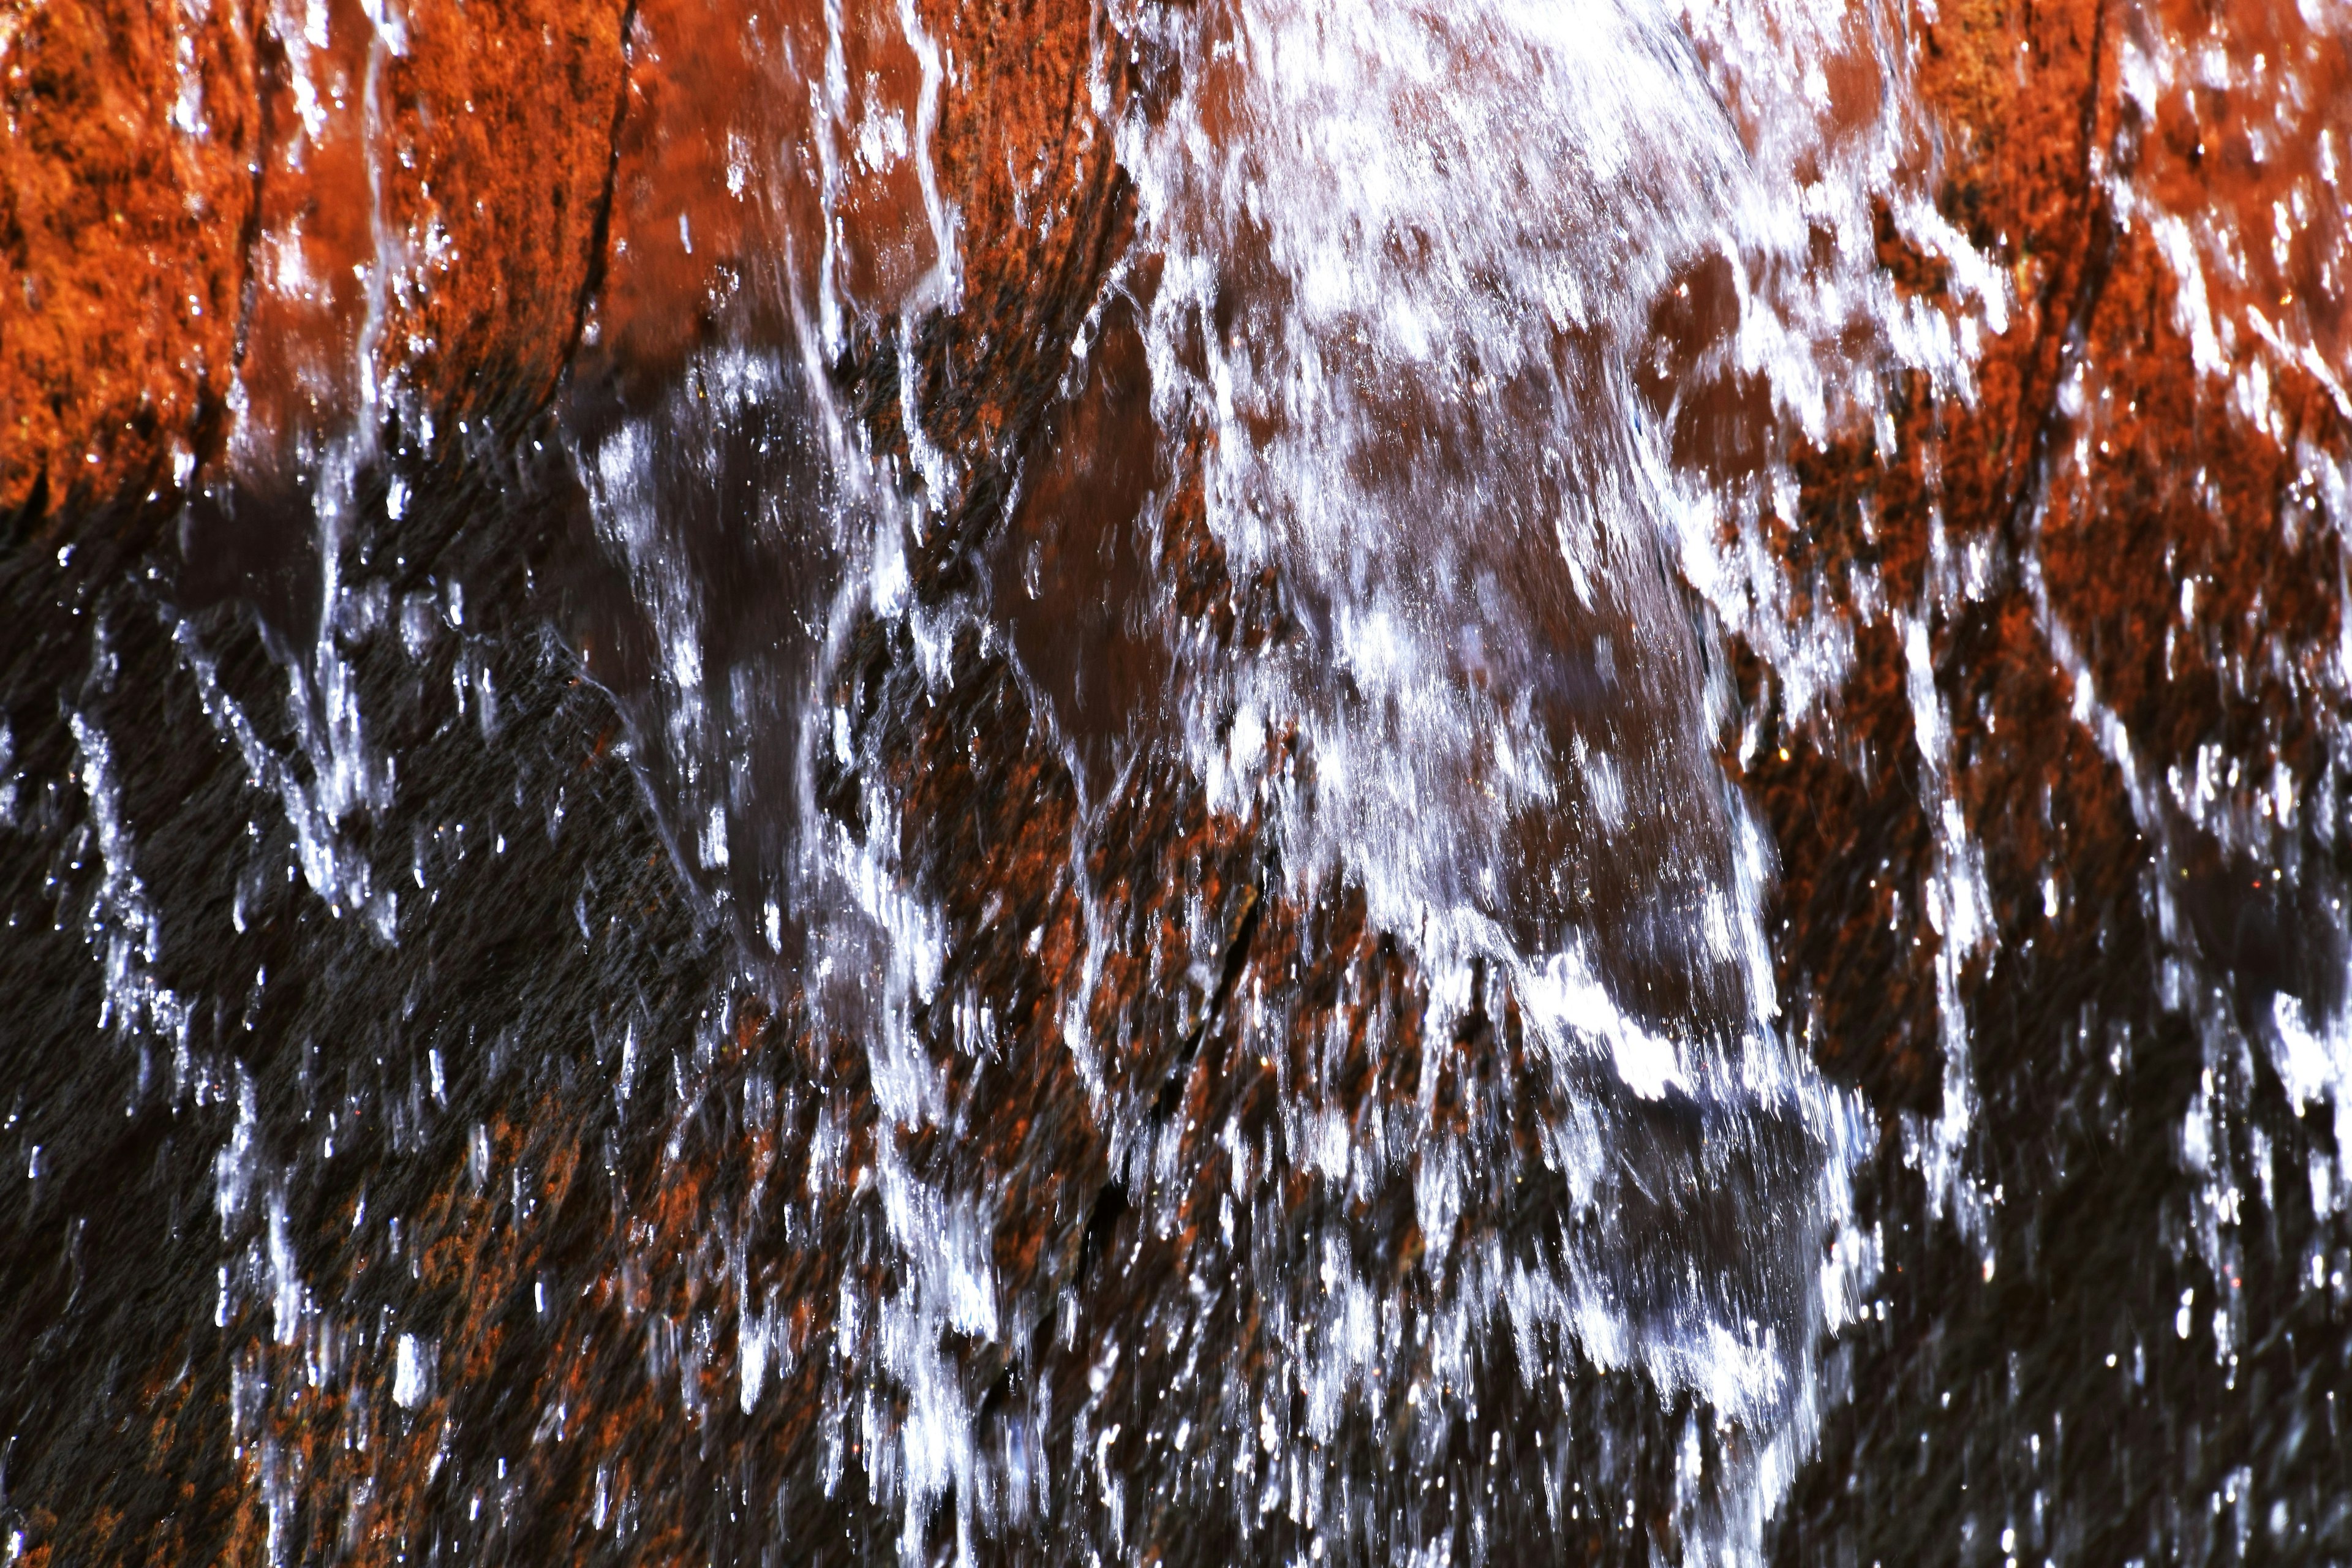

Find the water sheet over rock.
xmin=1 ymin=0 xmax=2348 ymax=1564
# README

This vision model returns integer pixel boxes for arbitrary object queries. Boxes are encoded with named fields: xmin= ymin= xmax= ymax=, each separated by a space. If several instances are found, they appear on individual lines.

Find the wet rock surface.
xmin=4 ymin=1 xmax=2350 ymax=1564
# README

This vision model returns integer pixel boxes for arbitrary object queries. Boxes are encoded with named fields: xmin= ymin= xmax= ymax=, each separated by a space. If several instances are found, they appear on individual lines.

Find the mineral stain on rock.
xmin=2 ymin=1 xmax=2350 ymax=1564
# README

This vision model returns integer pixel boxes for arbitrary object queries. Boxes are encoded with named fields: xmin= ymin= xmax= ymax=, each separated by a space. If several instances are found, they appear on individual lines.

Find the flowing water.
xmin=4 ymin=0 xmax=2350 ymax=1563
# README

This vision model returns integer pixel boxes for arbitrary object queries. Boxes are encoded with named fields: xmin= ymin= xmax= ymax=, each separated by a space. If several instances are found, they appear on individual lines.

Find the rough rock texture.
xmin=0 ymin=0 xmax=627 ymax=523
xmin=230 ymin=0 xmax=633 ymax=462
xmin=0 ymin=0 xmax=258 ymax=520
xmin=1741 ymin=1 xmax=2352 ymax=1558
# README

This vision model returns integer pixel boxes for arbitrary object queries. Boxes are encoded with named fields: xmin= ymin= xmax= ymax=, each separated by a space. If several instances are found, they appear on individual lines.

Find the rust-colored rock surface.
xmin=2 ymin=0 xmax=628 ymax=522
xmin=1730 ymin=1 xmax=2352 ymax=1558
xmin=1744 ymin=0 xmax=2351 ymax=1106
xmin=230 ymin=0 xmax=633 ymax=463
xmin=4 ymin=0 xmax=1133 ymax=521
xmin=0 ymin=0 xmax=257 ymax=519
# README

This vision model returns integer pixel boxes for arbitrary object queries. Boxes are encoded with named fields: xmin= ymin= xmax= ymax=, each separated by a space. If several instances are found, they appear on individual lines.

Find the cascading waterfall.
xmin=6 ymin=0 xmax=2351 ymax=1562
xmin=560 ymin=0 xmax=1915 ymax=1555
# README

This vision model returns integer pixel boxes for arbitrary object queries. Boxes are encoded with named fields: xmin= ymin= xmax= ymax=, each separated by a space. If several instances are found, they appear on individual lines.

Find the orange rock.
xmin=0 ymin=0 xmax=257 ymax=521
xmin=1 ymin=0 xmax=627 ymax=522
xmin=1740 ymin=0 xmax=2350 ymax=1110
xmin=374 ymin=0 xmax=630 ymax=425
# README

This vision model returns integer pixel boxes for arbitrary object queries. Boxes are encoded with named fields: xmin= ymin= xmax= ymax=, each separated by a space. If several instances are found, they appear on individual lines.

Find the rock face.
xmin=0 ymin=0 xmax=628 ymax=522
xmin=2 ymin=2 xmax=2350 ymax=1566
xmin=0 ymin=0 xmax=257 ymax=518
